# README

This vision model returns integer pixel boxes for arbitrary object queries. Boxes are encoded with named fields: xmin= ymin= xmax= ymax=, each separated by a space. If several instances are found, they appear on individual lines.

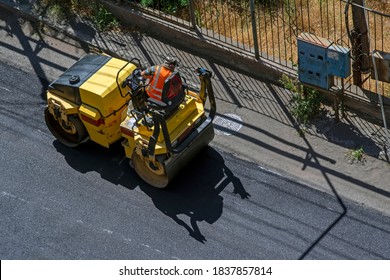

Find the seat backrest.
xmin=161 ymin=71 xmax=185 ymax=111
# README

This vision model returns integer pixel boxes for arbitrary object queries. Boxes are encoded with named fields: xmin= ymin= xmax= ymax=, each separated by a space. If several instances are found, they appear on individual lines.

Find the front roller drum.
xmin=132 ymin=153 xmax=169 ymax=188
xmin=44 ymin=108 xmax=88 ymax=147
xmin=132 ymin=120 xmax=215 ymax=188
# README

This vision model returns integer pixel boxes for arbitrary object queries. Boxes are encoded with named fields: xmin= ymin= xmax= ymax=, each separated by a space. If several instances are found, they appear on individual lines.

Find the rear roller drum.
xmin=44 ymin=108 xmax=88 ymax=147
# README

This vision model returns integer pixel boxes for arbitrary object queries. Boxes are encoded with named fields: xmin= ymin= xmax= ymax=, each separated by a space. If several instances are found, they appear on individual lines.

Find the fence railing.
xmin=121 ymin=0 xmax=390 ymax=100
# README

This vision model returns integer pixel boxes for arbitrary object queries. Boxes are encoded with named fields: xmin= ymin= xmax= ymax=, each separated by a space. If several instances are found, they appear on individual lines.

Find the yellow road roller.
xmin=45 ymin=53 xmax=216 ymax=188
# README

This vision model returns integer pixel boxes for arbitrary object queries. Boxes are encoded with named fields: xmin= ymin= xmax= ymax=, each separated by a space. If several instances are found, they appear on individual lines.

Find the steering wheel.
xmin=121 ymin=68 xmax=147 ymax=89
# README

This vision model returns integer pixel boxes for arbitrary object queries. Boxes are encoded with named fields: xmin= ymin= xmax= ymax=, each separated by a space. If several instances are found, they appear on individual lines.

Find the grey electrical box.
xmin=371 ymin=50 xmax=390 ymax=83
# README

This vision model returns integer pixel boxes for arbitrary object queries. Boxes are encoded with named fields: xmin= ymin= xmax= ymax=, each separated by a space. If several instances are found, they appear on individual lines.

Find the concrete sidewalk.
xmin=1 ymin=0 xmax=389 ymax=216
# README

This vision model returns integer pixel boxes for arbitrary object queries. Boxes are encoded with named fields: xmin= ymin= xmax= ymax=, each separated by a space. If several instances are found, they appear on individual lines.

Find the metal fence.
xmin=121 ymin=0 xmax=390 ymax=99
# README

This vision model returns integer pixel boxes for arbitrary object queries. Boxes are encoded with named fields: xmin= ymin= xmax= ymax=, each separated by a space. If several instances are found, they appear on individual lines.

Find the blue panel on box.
xmin=327 ymin=44 xmax=351 ymax=78
xmin=298 ymin=69 xmax=332 ymax=89
xmin=298 ymin=41 xmax=327 ymax=71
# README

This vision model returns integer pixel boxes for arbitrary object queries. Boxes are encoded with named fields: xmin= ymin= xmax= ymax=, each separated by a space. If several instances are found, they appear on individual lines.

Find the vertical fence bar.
xmin=333 ymin=0 xmax=337 ymax=42
xmin=293 ymin=0 xmax=299 ymax=35
xmin=214 ymin=0 xmax=218 ymax=40
xmin=306 ymin=0 xmax=310 ymax=31
xmin=366 ymin=10 xmax=371 ymax=93
xmin=276 ymin=3 xmax=281 ymax=63
xmin=381 ymin=15 xmax=384 ymax=96
xmin=217 ymin=0 xmax=222 ymax=39
xmin=256 ymin=2 xmax=263 ymax=55
xmin=189 ymin=0 xmax=197 ymax=28
xmin=281 ymin=0 xmax=288 ymax=66
xmin=220 ymin=0 xmax=227 ymax=43
xmin=269 ymin=2 xmax=275 ymax=59
xmin=228 ymin=0 xmax=234 ymax=45
xmin=339 ymin=0 xmax=343 ymax=45
xmin=209 ymin=0 xmax=218 ymax=38
xmin=286 ymin=0 xmax=294 ymax=65
xmin=250 ymin=0 xmax=259 ymax=59
xmin=373 ymin=13 xmax=377 ymax=51
xmin=326 ymin=0 xmax=330 ymax=38
xmin=381 ymin=16 xmax=384 ymax=51
xmin=245 ymin=1 xmax=252 ymax=50
xmin=234 ymin=2 xmax=239 ymax=48
xmin=202 ymin=1 xmax=209 ymax=37
xmin=240 ymin=1 xmax=245 ymax=50
xmin=320 ymin=0 xmax=324 ymax=36
xmin=263 ymin=4 xmax=269 ymax=59
xmin=301 ymin=0 xmax=306 ymax=31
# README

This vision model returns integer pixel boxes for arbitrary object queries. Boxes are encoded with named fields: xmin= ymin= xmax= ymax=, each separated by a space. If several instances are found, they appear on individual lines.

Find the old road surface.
xmin=1 ymin=60 xmax=390 ymax=259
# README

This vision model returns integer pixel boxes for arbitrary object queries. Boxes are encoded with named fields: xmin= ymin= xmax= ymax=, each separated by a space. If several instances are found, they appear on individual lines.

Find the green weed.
xmin=346 ymin=147 xmax=366 ymax=164
xmin=280 ymin=75 xmax=323 ymax=125
xmin=46 ymin=3 xmax=66 ymax=23
xmin=94 ymin=5 xmax=119 ymax=30
xmin=36 ymin=0 xmax=119 ymax=30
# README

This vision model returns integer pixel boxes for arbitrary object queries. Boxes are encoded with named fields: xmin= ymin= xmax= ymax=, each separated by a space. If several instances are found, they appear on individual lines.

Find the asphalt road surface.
xmin=0 ymin=61 xmax=390 ymax=260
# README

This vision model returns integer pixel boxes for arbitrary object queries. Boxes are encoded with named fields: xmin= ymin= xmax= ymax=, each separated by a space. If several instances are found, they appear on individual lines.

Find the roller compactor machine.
xmin=45 ymin=54 xmax=216 ymax=188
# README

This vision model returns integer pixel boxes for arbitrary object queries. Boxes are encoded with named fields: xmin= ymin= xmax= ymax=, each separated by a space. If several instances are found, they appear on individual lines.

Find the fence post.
xmin=250 ymin=0 xmax=260 ymax=59
xmin=188 ymin=0 xmax=197 ymax=29
xmin=351 ymin=0 xmax=370 ymax=86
